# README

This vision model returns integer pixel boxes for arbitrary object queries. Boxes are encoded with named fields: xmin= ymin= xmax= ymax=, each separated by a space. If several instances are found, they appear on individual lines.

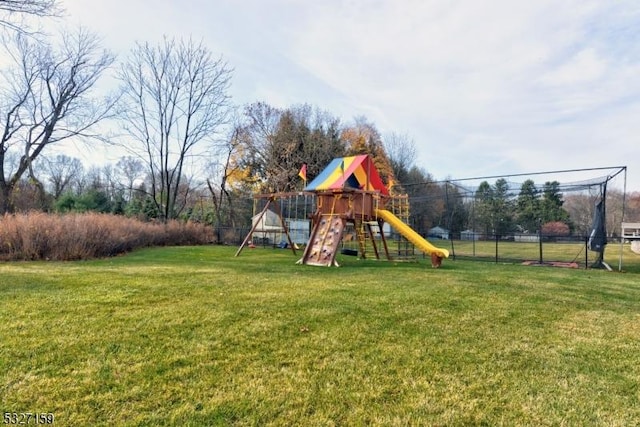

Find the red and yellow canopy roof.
xmin=304 ymin=154 xmax=389 ymax=196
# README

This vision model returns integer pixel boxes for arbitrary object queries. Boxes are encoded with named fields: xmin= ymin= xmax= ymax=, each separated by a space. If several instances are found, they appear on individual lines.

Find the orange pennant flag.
xmin=298 ymin=163 xmax=307 ymax=182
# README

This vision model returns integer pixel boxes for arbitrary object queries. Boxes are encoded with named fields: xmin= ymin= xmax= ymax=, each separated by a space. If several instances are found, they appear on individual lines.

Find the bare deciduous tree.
xmin=627 ymin=192 xmax=640 ymax=222
xmin=117 ymin=37 xmax=232 ymax=221
xmin=207 ymin=124 xmax=246 ymax=234
xmin=115 ymin=155 xmax=144 ymax=201
xmin=0 ymin=28 xmax=115 ymax=213
xmin=0 ymin=0 xmax=62 ymax=33
xmin=383 ymin=131 xmax=416 ymax=191
xmin=42 ymin=153 xmax=83 ymax=197
xmin=241 ymin=102 xmax=281 ymax=185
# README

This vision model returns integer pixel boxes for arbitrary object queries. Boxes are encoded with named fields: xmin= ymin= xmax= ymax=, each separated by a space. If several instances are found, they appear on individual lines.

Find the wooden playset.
xmin=236 ymin=154 xmax=449 ymax=267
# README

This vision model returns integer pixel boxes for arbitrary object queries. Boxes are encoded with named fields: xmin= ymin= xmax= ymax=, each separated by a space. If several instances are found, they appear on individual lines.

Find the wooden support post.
xmin=366 ymin=222 xmax=380 ymax=260
xmin=270 ymin=196 xmax=297 ymax=256
xmin=378 ymin=218 xmax=392 ymax=261
xmin=235 ymin=199 xmax=273 ymax=257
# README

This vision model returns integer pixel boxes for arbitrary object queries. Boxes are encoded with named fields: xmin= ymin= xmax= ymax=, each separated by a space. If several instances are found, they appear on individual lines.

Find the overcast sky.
xmin=51 ymin=0 xmax=640 ymax=191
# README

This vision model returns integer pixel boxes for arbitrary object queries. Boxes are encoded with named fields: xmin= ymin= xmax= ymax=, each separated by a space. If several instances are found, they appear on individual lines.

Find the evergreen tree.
xmin=54 ymin=192 xmax=77 ymax=213
xmin=142 ymin=196 xmax=160 ymax=220
xmin=111 ymin=191 xmax=126 ymax=215
xmin=492 ymin=178 xmax=514 ymax=235
xmin=475 ymin=181 xmax=494 ymax=235
xmin=540 ymin=181 xmax=570 ymax=224
xmin=516 ymin=179 xmax=540 ymax=232
xmin=474 ymin=179 xmax=514 ymax=236
xmin=76 ymin=190 xmax=111 ymax=213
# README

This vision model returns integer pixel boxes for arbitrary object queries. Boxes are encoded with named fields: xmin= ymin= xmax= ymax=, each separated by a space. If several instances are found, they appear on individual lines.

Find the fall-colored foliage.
xmin=541 ymin=221 xmax=570 ymax=236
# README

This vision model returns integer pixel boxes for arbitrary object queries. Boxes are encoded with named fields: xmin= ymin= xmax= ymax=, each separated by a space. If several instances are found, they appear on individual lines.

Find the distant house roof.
xmin=429 ymin=226 xmax=449 ymax=233
xmin=304 ymin=154 xmax=389 ymax=196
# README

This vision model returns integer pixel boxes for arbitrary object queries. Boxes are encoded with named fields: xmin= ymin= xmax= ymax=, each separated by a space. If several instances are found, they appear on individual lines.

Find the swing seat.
xmin=341 ymin=248 xmax=358 ymax=256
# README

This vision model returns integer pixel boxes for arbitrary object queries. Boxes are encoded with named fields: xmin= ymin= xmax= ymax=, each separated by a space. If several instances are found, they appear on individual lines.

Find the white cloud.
xmin=539 ymin=48 xmax=607 ymax=86
xmin=5 ymin=0 xmax=639 ymax=192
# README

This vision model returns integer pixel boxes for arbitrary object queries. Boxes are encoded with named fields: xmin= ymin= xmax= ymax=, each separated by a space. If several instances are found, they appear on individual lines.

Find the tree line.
xmin=473 ymin=179 xmax=571 ymax=237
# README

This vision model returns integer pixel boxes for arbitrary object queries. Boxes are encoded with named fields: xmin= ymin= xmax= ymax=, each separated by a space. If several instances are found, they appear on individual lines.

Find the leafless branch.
xmin=0 ymin=27 xmax=115 ymax=213
xmin=117 ymin=36 xmax=232 ymax=221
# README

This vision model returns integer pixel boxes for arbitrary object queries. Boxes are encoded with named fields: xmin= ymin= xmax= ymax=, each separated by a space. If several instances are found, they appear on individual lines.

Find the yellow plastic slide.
xmin=375 ymin=209 xmax=449 ymax=259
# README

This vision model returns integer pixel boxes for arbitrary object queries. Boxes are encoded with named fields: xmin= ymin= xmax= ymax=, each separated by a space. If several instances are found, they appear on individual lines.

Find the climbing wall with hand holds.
xmin=301 ymin=215 xmax=346 ymax=267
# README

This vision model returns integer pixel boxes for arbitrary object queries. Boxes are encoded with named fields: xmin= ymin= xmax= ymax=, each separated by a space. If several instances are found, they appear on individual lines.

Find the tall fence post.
xmin=538 ymin=229 xmax=543 ymax=264
xmin=584 ymin=236 xmax=589 ymax=269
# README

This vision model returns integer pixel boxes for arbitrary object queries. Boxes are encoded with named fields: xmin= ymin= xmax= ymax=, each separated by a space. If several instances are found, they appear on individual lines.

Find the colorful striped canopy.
xmin=304 ymin=154 xmax=389 ymax=195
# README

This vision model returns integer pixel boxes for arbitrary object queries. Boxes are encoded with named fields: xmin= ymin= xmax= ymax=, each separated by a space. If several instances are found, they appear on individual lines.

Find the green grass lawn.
xmin=2 ymin=246 xmax=640 ymax=426
xmin=433 ymin=239 xmax=640 ymax=273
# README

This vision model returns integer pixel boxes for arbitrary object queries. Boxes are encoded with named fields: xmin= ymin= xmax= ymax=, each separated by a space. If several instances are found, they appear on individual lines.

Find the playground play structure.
xmin=236 ymin=158 xmax=635 ymax=271
xmin=236 ymin=154 xmax=450 ymax=267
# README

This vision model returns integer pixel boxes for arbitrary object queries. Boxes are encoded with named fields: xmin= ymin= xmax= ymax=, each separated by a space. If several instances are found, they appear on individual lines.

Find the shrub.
xmin=541 ymin=221 xmax=570 ymax=237
xmin=0 ymin=212 xmax=214 ymax=261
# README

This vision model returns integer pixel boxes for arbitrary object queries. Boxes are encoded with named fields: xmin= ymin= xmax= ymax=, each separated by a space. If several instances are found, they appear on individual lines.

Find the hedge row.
xmin=0 ymin=212 xmax=214 ymax=261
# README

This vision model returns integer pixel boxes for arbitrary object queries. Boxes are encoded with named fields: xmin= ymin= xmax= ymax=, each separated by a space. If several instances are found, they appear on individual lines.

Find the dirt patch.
xmin=521 ymin=260 xmax=579 ymax=268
